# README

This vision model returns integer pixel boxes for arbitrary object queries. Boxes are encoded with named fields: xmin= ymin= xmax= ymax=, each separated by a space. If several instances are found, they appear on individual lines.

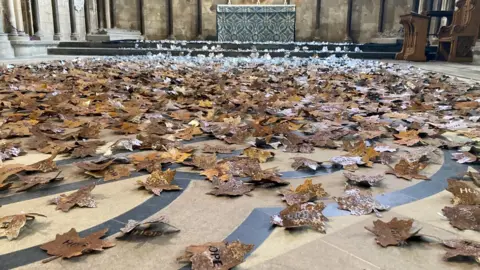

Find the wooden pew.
xmin=437 ymin=0 xmax=480 ymax=62
xmin=396 ymin=12 xmax=429 ymax=62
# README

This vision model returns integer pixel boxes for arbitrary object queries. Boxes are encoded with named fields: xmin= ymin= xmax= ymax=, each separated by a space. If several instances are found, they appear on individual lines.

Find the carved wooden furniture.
xmin=396 ymin=12 xmax=429 ymax=62
xmin=437 ymin=0 xmax=480 ymax=62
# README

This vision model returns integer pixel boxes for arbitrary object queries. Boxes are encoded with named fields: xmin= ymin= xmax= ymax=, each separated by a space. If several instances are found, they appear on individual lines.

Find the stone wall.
xmin=1 ymin=0 xmax=415 ymax=43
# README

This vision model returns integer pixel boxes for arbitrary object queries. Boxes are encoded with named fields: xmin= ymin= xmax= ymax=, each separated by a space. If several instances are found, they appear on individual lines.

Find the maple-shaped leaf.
xmin=385 ymin=159 xmax=429 ymax=181
xmin=14 ymin=172 xmax=63 ymax=192
xmin=365 ymin=218 xmax=422 ymax=247
xmin=40 ymin=228 xmax=115 ymax=262
xmin=24 ymin=153 xmax=58 ymax=173
xmin=201 ymin=162 xmax=232 ymax=182
xmin=442 ymin=239 xmax=480 ymax=264
xmin=75 ymin=158 xmax=114 ymax=171
xmin=343 ymin=172 xmax=384 ymax=187
xmin=242 ymin=147 xmax=274 ymax=163
xmin=71 ymin=140 xmax=106 ymax=158
xmin=442 ymin=205 xmax=480 ymax=231
xmin=49 ymin=184 xmax=96 ymax=212
xmin=334 ymin=187 xmax=389 ymax=217
xmin=160 ymin=148 xmax=192 ymax=163
xmin=170 ymin=110 xmax=192 ymax=121
xmin=344 ymin=140 xmax=379 ymax=167
xmin=177 ymin=240 xmax=254 ymax=270
xmin=113 ymin=122 xmax=140 ymax=135
xmin=291 ymin=157 xmax=323 ymax=171
xmin=207 ymin=177 xmax=254 ymax=197
xmin=271 ymin=202 xmax=329 ymax=233
xmin=278 ymin=179 xmax=328 ymax=205
xmin=183 ymin=154 xmax=217 ymax=170
xmin=102 ymin=165 xmax=131 ymax=181
xmin=0 ymin=213 xmax=46 ymax=240
xmin=137 ymin=169 xmax=182 ymax=196
xmin=117 ymin=216 xmax=180 ymax=239
xmin=330 ymin=156 xmax=364 ymax=171
xmin=247 ymin=167 xmax=289 ymax=186
xmin=452 ymin=152 xmax=477 ymax=164
xmin=393 ymin=130 xmax=423 ymax=146
xmin=77 ymin=122 xmax=102 ymax=139
xmin=62 ymin=119 xmax=86 ymax=128
xmin=0 ymin=141 xmax=25 ymax=161
xmin=129 ymin=152 xmax=163 ymax=172
xmin=202 ymin=144 xmax=235 ymax=154
xmin=0 ymin=164 xmax=25 ymax=187
xmin=281 ymin=132 xmax=314 ymax=153
xmin=111 ymin=138 xmax=142 ymax=151
xmin=446 ymin=179 xmax=480 ymax=205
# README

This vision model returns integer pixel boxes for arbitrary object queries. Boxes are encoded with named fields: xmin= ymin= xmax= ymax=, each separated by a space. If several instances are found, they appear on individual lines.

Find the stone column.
xmin=31 ymin=0 xmax=43 ymax=39
xmin=110 ymin=0 xmax=116 ymax=28
xmin=0 ymin=3 xmax=15 ymax=58
xmin=52 ymin=0 xmax=61 ymax=40
xmin=344 ymin=0 xmax=353 ymax=42
xmin=85 ymin=0 xmax=92 ymax=33
xmin=68 ymin=0 xmax=79 ymax=40
xmin=13 ymin=0 xmax=25 ymax=36
xmin=104 ymin=0 xmax=111 ymax=28
xmin=6 ymin=0 xmax=18 ymax=36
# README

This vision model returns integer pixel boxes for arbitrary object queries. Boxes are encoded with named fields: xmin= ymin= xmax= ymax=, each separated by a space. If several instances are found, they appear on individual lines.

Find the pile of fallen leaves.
xmin=1 ymin=55 xmax=480 ymax=267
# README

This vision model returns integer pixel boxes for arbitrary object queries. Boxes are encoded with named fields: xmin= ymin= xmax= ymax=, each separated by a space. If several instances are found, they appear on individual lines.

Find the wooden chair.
xmin=437 ymin=0 xmax=480 ymax=62
xmin=396 ymin=12 xmax=429 ymax=62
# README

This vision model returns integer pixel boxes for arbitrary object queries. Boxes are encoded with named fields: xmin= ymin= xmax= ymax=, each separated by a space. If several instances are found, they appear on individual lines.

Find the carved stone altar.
xmin=216 ymin=5 xmax=296 ymax=42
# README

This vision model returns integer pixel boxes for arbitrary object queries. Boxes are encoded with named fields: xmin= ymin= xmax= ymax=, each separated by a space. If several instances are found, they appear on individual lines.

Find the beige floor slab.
xmin=393 ymin=190 xmax=480 ymax=242
xmin=240 ymin=214 xmax=371 ymax=268
xmin=244 ymin=238 xmax=380 ymax=270
xmin=0 ymin=174 xmax=152 ymax=255
xmin=320 ymin=211 xmax=480 ymax=270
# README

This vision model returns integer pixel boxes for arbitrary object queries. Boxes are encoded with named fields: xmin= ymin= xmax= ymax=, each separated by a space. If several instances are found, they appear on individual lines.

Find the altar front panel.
xmin=216 ymin=5 xmax=296 ymax=42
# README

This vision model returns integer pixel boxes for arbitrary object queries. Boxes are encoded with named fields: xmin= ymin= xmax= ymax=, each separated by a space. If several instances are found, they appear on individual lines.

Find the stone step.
xmin=48 ymin=46 xmax=437 ymax=60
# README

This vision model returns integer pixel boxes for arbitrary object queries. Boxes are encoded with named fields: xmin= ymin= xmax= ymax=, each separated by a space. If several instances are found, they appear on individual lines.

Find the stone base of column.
xmin=473 ymin=40 xmax=480 ymax=56
xmin=0 ymin=34 xmax=15 ymax=59
xmin=86 ymin=28 xmax=144 ymax=41
xmin=10 ymin=40 xmax=59 ymax=57
xmin=53 ymin=33 xmax=62 ymax=41
xmin=370 ymin=37 xmax=404 ymax=44
xmin=8 ymin=35 xmax=30 ymax=41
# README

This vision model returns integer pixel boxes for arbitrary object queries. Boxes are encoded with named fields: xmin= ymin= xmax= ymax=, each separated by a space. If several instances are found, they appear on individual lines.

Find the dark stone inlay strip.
xmin=0 ymin=179 xmax=191 ymax=270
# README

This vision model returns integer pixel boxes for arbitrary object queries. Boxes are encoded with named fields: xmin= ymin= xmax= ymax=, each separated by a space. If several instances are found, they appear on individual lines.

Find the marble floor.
xmin=0 ymin=55 xmax=479 ymax=270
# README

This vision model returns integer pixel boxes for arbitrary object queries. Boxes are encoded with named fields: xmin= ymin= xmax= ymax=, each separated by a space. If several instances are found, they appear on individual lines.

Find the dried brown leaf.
xmin=49 ymin=184 xmax=96 ymax=212
xmin=137 ymin=169 xmax=182 ymax=196
xmin=446 ymin=179 xmax=480 ymax=205
xmin=0 ymin=213 xmax=46 ymax=240
xmin=334 ymin=187 xmax=389 ymax=217
xmin=271 ymin=202 xmax=329 ymax=232
xmin=365 ymin=218 xmax=422 ymax=247
xmin=385 ymin=159 xmax=429 ymax=181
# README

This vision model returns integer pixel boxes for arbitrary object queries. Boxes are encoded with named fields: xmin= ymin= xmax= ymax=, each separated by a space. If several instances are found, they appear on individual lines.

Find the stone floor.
xmin=0 ymin=55 xmax=480 ymax=270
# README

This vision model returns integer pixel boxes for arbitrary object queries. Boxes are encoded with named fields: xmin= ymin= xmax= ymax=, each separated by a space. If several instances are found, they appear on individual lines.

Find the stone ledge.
xmin=0 ymin=35 xmax=14 ymax=59
xmin=370 ymin=37 xmax=403 ymax=44
xmin=10 ymin=40 xmax=60 ymax=57
xmin=87 ymin=28 xmax=144 ymax=42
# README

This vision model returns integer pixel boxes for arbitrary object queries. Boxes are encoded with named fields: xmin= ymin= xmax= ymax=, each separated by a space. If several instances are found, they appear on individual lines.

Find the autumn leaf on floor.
xmin=113 ymin=122 xmax=140 ymax=135
xmin=75 ymin=158 xmax=115 ymax=171
xmin=291 ymin=157 xmax=323 ymax=171
xmin=344 ymin=140 xmax=380 ymax=167
xmin=40 ymin=228 xmax=115 ymax=262
xmin=71 ymin=140 xmax=106 ymax=158
xmin=137 ymin=169 xmax=182 ymax=196
xmin=102 ymin=165 xmax=131 ymax=181
xmin=117 ymin=216 xmax=180 ymax=239
xmin=442 ymin=239 xmax=480 ymax=264
xmin=0 ymin=120 xmax=36 ymax=138
xmin=334 ymin=187 xmax=389 ymax=217
xmin=242 ymin=147 xmax=274 ymax=163
xmin=247 ymin=167 xmax=289 ymax=186
xmin=330 ymin=156 xmax=364 ymax=171
xmin=175 ymin=126 xmax=203 ymax=141
xmin=202 ymin=144 xmax=235 ymax=154
xmin=452 ymin=152 xmax=477 ymax=164
xmin=77 ymin=122 xmax=102 ymax=139
xmin=344 ymin=172 xmax=384 ymax=187
xmin=0 ymin=213 xmax=46 ymax=240
xmin=24 ymin=153 xmax=58 ymax=173
xmin=111 ymin=138 xmax=143 ymax=152
xmin=463 ymin=171 xmax=480 ymax=187
xmin=129 ymin=152 xmax=163 ymax=172
xmin=0 ymin=141 xmax=25 ymax=161
xmin=207 ymin=177 xmax=254 ymax=197
xmin=281 ymin=132 xmax=314 ymax=153
xmin=183 ymin=154 xmax=217 ymax=170
xmin=393 ymin=130 xmax=423 ymax=146
xmin=177 ymin=240 xmax=254 ymax=270
xmin=201 ymin=163 xmax=232 ymax=182
xmin=278 ymin=179 xmax=328 ymax=205
xmin=271 ymin=202 xmax=329 ymax=233
xmin=49 ymin=184 xmax=96 ymax=212
xmin=446 ymin=179 xmax=480 ymax=205
xmin=385 ymin=159 xmax=429 ymax=181
xmin=14 ymin=172 xmax=63 ymax=192
xmin=62 ymin=119 xmax=86 ymax=128
xmin=160 ymin=148 xmax=192 ymax=163
xmin=442 ymin=205 xmax=480 ymax=232
xmin=365 ymin=218 xmax=422 ymax=247
xmin=0 ymin=164 xmax=25 ymax=188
